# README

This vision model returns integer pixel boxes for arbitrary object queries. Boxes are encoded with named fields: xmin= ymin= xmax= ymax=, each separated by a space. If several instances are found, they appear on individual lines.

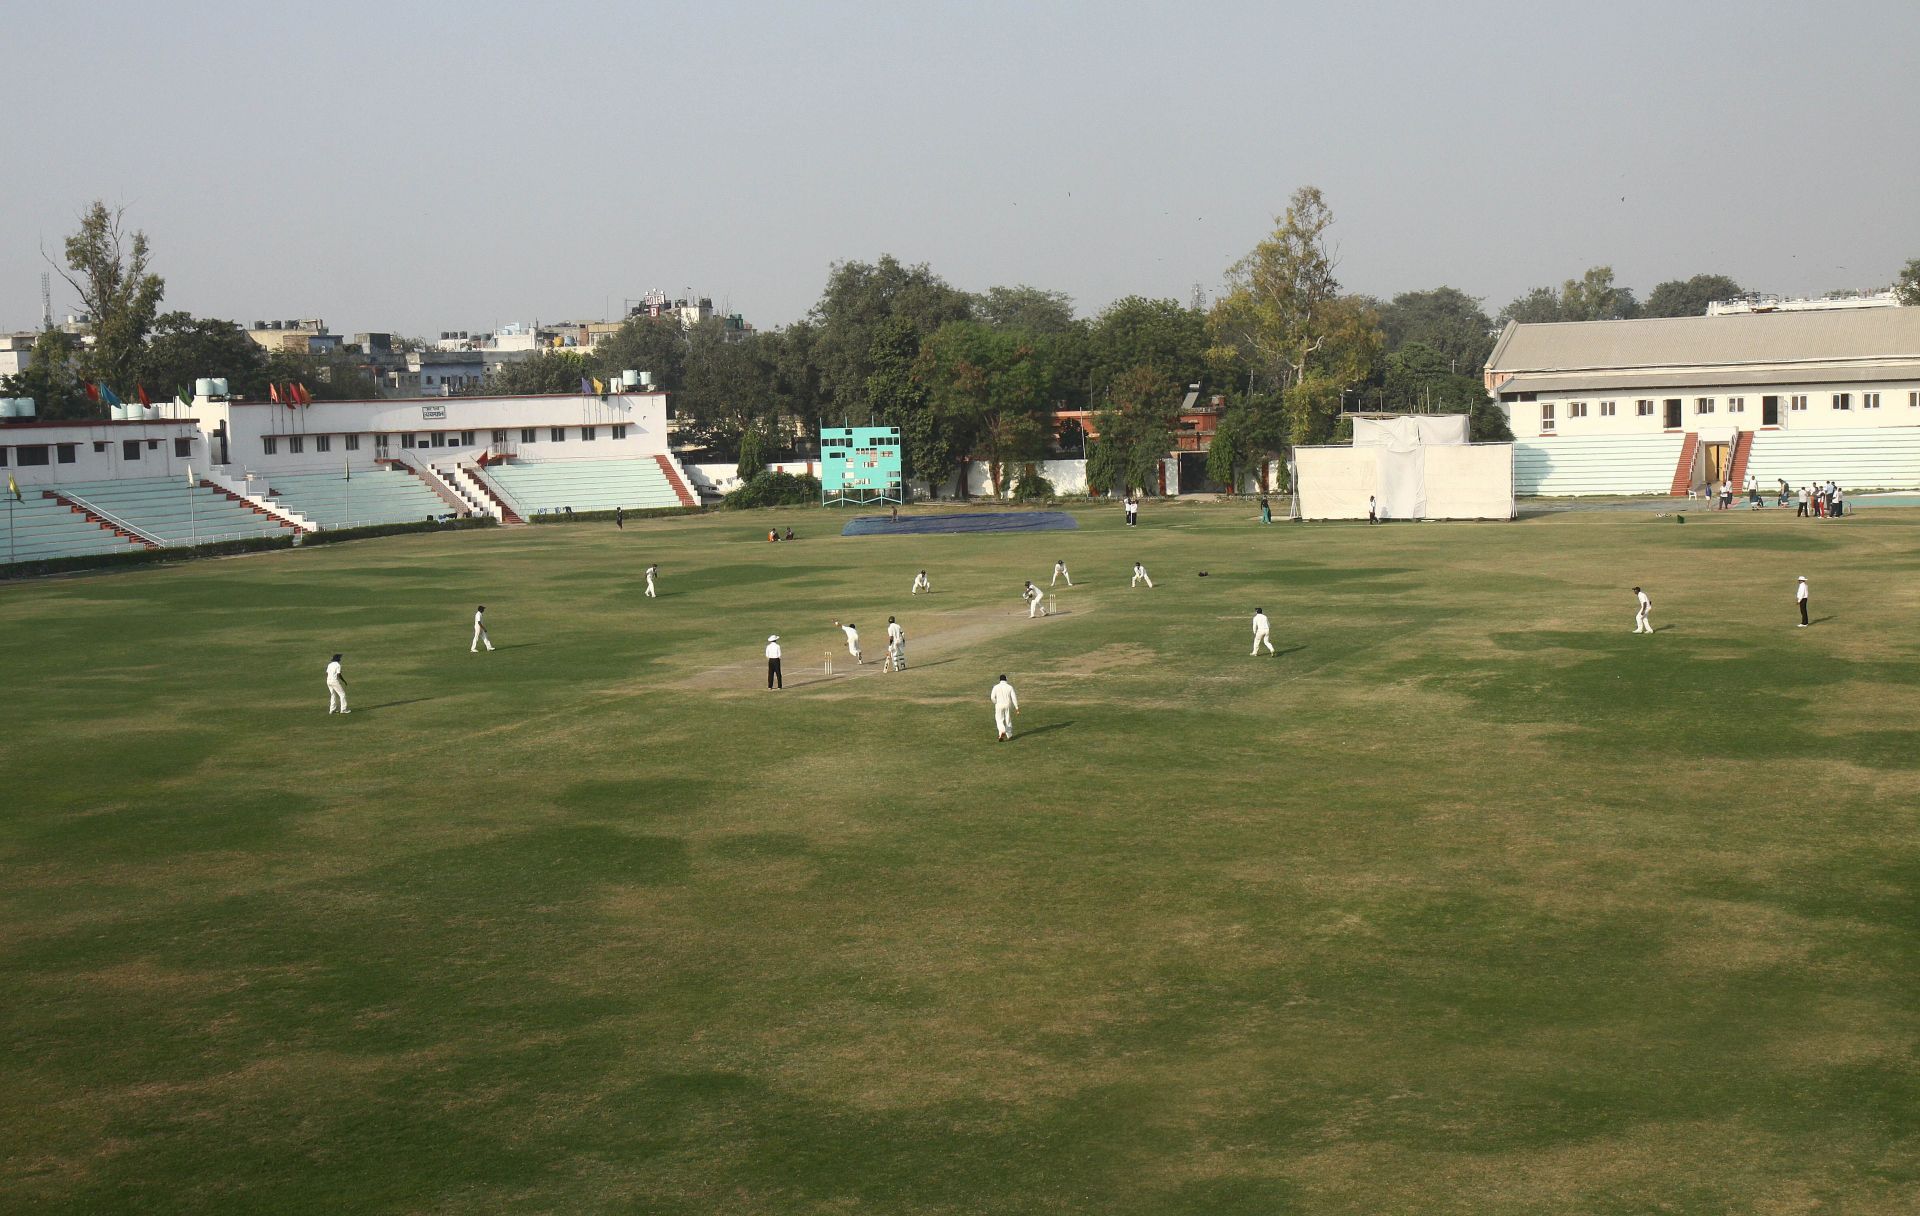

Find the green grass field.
xmin=3 ymin=501 xmax=1916 ymax=1214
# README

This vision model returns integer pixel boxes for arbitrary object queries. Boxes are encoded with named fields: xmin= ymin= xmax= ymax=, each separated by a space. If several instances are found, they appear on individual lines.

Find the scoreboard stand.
xmin=821 ymin=426 xmax=904 ymax=506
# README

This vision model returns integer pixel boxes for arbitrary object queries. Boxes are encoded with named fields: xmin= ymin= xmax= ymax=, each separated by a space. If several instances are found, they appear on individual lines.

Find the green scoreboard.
xmin=820 ymin=426 xmax=904 ymax=505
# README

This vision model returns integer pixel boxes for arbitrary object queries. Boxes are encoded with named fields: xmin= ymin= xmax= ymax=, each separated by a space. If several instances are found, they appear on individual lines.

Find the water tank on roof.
xmin=18 ymin=398 xmax=36 ymax=418
xmin=0 ymin=398 xmax=16 ymax=418
xmin=195 ymin=378 xmax=216 ymax=398
xmin=638 ymin=371 xmax=652 ymax=386
xmin=621 ymin=369 xmax=640 ymax=388
xmin=108 ymin=402 xmax=125 ymax=420
xmin=211 ymin=378 xmax=228 ymax=397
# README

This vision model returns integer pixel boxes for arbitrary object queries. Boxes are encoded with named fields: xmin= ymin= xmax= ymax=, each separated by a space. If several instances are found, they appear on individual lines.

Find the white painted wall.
xmin=1516 ymin=381 xmax=1920 ymax=439
xmin=0 ymin=420 xmax=205 ymax=487
xmin=196 ymin=392 xmax=671 ymax=478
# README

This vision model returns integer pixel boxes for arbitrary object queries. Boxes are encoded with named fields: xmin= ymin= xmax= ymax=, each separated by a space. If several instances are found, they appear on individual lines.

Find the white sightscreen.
xmin=1295 ymin=443 xmax=1515 ymax=520
xmin=1352 ymin=415 xmax=1470 ymax=449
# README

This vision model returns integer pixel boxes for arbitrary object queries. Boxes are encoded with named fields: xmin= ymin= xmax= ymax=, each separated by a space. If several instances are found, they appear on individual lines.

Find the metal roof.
xmin=1495 ymin=364 xmax=1908 ymax=396
xmin=1486 ymin=309 xmax=1920 ymax=374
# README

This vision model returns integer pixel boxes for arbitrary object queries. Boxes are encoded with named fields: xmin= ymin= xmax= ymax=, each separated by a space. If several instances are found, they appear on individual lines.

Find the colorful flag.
xmin=186 ymin=464 xmax=195 ymax=488
xmin=137 ymin=384 xmax=152 ymax=407
xmin=343 ymin=457 xmax=351 ymax=483
xmin=6 ymin=473 xmax=18 ymax=502
xmin=176 ymin=387 xmax=191 ymax=410
xmin=101 ymin=385 xmax=122 ymax=407
xmin=298 ymin=383 xmax=313 ymax=406
xmin=592 ymin=377 xmax=605 ymax=395
xmin=84 ymin=382 xmax=99 ymax=403
xmin=269 ymin=383 xmax=281 ymax=404
xmin=579 ymin=376 xmax=592 ymax=394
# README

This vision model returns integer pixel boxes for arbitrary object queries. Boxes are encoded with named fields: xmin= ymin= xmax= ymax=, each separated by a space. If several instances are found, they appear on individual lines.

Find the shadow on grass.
xmin=359 ymin=697 xmax=441 ymax=712
xmin=493 ymin=642 xmax=543 ymax=651
xmin=1015 ymin=721 xmax=1073 ymax=740
xmin=1272 ymin=644 xmax=1309 ymax=658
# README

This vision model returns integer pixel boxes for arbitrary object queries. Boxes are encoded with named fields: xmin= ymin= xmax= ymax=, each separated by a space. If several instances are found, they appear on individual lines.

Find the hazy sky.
xmin=4 ymin=0 xmax=1916 ymax=337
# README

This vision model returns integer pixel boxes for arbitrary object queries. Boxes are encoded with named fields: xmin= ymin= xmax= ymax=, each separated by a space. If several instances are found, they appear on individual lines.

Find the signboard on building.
xmin=819 ymin=425 xmax=903 ymax=505
xmin=422 ymin=405 xmax=447 ymax=420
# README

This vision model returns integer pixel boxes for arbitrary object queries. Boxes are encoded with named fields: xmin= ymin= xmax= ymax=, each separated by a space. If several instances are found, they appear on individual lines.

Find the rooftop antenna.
xmin=41 ymin=272 xmax=52 ymax=329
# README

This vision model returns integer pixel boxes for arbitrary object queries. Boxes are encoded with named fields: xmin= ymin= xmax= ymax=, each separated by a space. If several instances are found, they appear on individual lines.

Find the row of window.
xmin=260 ymin=426 xmax=628 ymax=455
xmin=0 ymin=437 xmax=193 ymax=466
xmin=1542 ymin=390 xmax=1919 ymax=429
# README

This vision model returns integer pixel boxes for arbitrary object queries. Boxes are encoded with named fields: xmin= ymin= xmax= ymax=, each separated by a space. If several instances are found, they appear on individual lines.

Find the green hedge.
xmin=528 ymin=506 xmax=702 ymax=525
xmin=302 ymin=517 xmax=499 ymax=546
xmin=723 ymin=471 xmax=822 ymax=509
xmin=1 ymin=517 xmax=501 ymax=580
xmin=0 ymin=534 xmax=295 ymax=580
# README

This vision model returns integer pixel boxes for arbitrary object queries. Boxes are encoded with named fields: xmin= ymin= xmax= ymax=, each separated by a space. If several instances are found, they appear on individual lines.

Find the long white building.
xmin=1485 ymin=308 xmax=1920 ymax=495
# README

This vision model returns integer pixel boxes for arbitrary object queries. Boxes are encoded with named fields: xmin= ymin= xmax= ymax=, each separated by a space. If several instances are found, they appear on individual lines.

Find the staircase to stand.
xmin=379 ymin=457 xmax=469 ymax=514
xmin=653 ymin=454 xmax=698 ymax=508
xmin=1668 ymin=432 xmax=1700 ymax=496
xmin=41 ymin=490 xmax=160 ymax=548
xmin=1727 ymin=430 xmax=1753 ymax=490
xmin=198 ymin=481 xmax=306 ymax=533
xmin=452 ymin=461 xmax=524 ymax=524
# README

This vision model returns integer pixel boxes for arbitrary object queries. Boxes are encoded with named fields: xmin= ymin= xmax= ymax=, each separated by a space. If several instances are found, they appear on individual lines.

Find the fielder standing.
xmin=834 ymin=620 xmax=864 ymax=663
xmin=1251 ymin=608 xmax=1275 ymax=656
xmin=644 ymin=564 xmax=658 ymax=598
xmin=1051 ymin=559 xmax=1073 ymax=587
xmin=1131 ymin=562 xmax=1153 ymax=589
xmin=765 ymin=634 xmax=783 ymax=688
xmin=991 ymin=674 xmax=1020 ymax=741
xmin=911 ymin=569 xmax=932 ymax=594
xmin=1633 ymin=586 xmax=1652 ymax=634
xmin=326 ymin=653 xmax=350 ymax=714
xmin=471 ymin=605 xmax=494 ymax=653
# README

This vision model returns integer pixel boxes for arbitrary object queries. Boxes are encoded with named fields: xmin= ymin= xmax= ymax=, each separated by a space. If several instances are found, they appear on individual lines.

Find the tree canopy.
xmin=1499 ymin=266 xmax=1639 ymax=323
xmin=1642 ymin=273 xmax=1743 ymax=318
xmin=55 ymin=201 xmax=165 ymax=391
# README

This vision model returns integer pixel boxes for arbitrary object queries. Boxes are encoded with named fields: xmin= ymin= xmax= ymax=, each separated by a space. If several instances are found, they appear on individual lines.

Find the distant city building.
xmin=0 ymin=331 xmax=36 ymax=377
xmin=248 ymin=319 xmax=339 ymax=355
xmin=1706 ymin=290 xmax=1902 ymax=316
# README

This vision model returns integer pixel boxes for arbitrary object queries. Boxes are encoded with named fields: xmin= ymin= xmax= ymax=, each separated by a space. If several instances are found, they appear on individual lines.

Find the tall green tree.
xmin=1643 ymin=273 xmax=1743 ymax=318
xmin=1206 ymin=186 xmax=1345 ymax=395
xmin=591 ymin=316 xmax=690 ymax=393
xmin=1893 ymin=257 xmax=1920 ymax=306
xmin=138 ymin=313 xmax=266 ymax=398
xmin=1086 ymin=364 xmax=1177 ymax=496
xmin=487 ymin=351 xmax=593 ymax=395
xmin=866 ymin=319 xmax=946 ymax=485
xmin=975 ymin=285 xmax=1078 ymax=335
xmin=0 ymin=327 xmax=89 ymax=420
xmin=1086 ymin=296 xmax=1207 ymax=406
xmin=1499 ymin=266 xmax=1639 ymax=323
xmin=55 ymin=201 xmax=165 ymax=391
xmin=808 ymin=256 xmax=973 ymax=424
xmin=1377 ymin=287 xmax=1496 ymax=372
xmin=678 ymin=325 xmax=781 ymax=457
xmin=914 ymin=321 xmax=1055 ymax=497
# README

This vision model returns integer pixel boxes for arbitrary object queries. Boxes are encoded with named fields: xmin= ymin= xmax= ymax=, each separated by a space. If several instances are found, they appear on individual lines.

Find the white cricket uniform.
xmin=1131 ymin=564 xmax=1153 ymax=588
xmin=471 ymin=609 xmax=493 ymax=652
xmin=991 ymin=680 xmax=1020 ymax=739
xmin=1052 ymin=563 xmax=1072 ymax=586
xmin=1634 ymin=590 xmax=1652 ymax=634
xmin=1251 ymin=612 xmax=1274 ymax=655
xmin=885 ymin=622 xmax=906 ymax=670
xmin=911 ymin=573 xmax=931 ymax=594
xmin=644 ymin=567 xmax=657 ymax=597
xmin=840 ymin=624 xmax=862 ymax=661
xmin=326 ymin=660 xmax=349 ymax=713
xmin=1025 ymin=586 xmax=1045 ymax=618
